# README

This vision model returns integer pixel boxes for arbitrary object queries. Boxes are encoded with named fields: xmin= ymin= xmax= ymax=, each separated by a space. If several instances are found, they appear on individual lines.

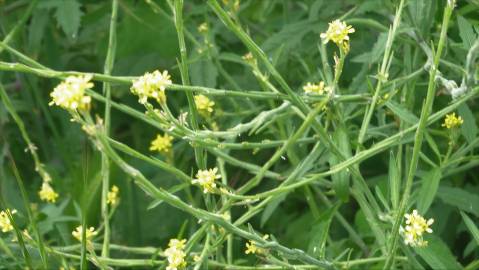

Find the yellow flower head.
xmin=242 ymin=52 xmax=257 ymax=65
xmin=320 ymin=19 xmax=355 ymax=46
xmin=402 ymin=209 xmax=434 ymax=247
xmin=164 ymin=238 xmax=187 ymax=270
xmin=72 ymin=226 xmax=98 ymax=242
xmin=194 ymin=94 xmax=215 ymax=116
xmin=150 ymin=134 xmax=174 ymax=153
xmin=38 ymin=182 xmax=59 ymax=203
xmin=198 ymin=23 xmax=208 ymax=33
xmin=245 ymin=235 xmax=269 ymax=255
xmin=192 ymin=167 xmax=221 ymax=193
xmin=49 ymin=75 xmax=93 ymax=110
xmin=107 ymin=185 xmax=120 ymax=205
xmin=303 ymin=81 xmax=325 ymax=94
xmin=442 ymin=113 xmax=463 ymax=129
xmin=0 ymin=209 xmax=17 ymax=233
xmin=131 ymin=70 xmax=172 ymax=104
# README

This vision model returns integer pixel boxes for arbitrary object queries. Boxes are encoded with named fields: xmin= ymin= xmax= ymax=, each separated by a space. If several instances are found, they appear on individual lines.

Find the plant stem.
xmin=383 ymin=3 xmax=455 ymax=269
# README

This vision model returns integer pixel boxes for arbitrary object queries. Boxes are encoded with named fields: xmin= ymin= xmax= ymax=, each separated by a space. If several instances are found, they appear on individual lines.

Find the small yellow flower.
xmin=0 ymin=209 xmax=17 ymax=233
xmin=198 ymin=23 xmax=208 ymax=33
xmin=192 ymin=167 xmax=221 ymax=193
xmin=164 ymin=238 xmax=187 ymax=270
xmin=303 ymin=81 xmax=325 ymax=94
xmin=49 ymin=75 xmax=93 ymax=110
xmin=131 ymin=70 xmax=172 ymax=104
xmin=245 ymin=235 xmax=269 ymax=255
xmin=150 ymin=134 xmax=174 ymax=153
xmin=107 ymin=185 xmax=120 ymax=205
xmin=402 ymin=210 xmax=434 ymax=247
xmin=72 ymin=226 xmax=98 ymax=242
xmin=38 ymin=182 xmax=59 ymax=203
xmin=320 ymin=19 xmax=355 ymax=46
xmin=242 ymin=52 xmax=257 ymax=65
xmin=194 ymin=95 xmax=215 ymax=116
xmin=442 ymin=113 xmax=463 ymax=129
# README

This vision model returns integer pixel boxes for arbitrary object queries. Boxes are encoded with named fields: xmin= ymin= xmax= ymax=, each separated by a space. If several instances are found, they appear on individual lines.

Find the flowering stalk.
xmin=383 ymin=2 xmax=455 ymax=269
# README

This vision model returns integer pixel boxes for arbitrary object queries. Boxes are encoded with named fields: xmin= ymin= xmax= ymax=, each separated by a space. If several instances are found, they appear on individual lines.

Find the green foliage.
xmin=0 ymin=0 xmax=479 ymax=269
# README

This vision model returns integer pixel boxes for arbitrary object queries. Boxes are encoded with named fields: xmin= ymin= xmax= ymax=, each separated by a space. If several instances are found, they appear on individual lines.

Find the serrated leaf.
xmin=54 ymin=0 xmax=83 ymax=38
xmin=437 ymin=186 xmax=479 ymax=217
xmin=458 ymin=103 xmax=478 ymax=144
xmin=415 ymin=235 xmax=462 ymax=270
xmin=457 ymin=16 xmax=477 ymax=50
xmin=460 ymin=212 xmax=479 ymax=246
xmin=386 ymin=100 xmax=419 ymax=124
xmin=417 ymin=167 xmax=442 ymax=214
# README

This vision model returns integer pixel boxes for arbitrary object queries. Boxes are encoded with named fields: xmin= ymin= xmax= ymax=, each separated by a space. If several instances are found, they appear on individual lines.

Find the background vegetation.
xmin=0 ymin=0 xmax=479 ymax=269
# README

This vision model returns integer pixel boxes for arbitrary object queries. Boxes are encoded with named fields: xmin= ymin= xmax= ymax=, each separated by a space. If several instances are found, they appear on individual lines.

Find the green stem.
xmin=383 ymin=3 xmax=455 ymax=269
xmin=100 ymin=0 xmax=118 ymax=258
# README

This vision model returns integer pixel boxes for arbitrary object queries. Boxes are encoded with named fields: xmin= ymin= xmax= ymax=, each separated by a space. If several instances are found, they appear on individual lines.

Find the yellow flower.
xmin=442 ymin=113 xmax=463 ymax=129
xmin=242 ymin=52 xmax=257 ymax=65
xmin=245 ymin=235 xmax=269 ymax=255
xmin=320 ymin=19 xmax=355 ymax=46
xmin=164 ymin=238 xmax=187 ymax=270
xmin=402 ymin=209 xmax=434 ymax=247
xmin=194 ymin=94 xmax=215 ymax=116
xmin=49 ymin=75 xmax=93 ymax=110
xmin=38 ymin=182 xmax=59 ymax=203
xmin=198 ymin=23 xmax=208 ymax=33
xmin=72 ymin=226 xmax=98 ymax=242
xmin=0 ymin=209 xmax=17 ymax=233
xmin=107 ymin=185 xmax=119 ymax=205
xmin=303 ymin=82 xmax=325 ymax=94
xmin=150 ymin=134 xmax=174 ymax=153
xmin=192 ymin=167 xmax=221 ymax=193
xmin=131 ymin=70 xmax=172 ymax=104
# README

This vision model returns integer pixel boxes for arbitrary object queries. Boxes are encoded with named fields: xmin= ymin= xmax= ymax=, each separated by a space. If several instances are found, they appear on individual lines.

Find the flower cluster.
xmin=38 ymin=182 xmax=59 ymax=203
xmin=320 ymin=20 xmax=355 ymax=47
xmin=194 ymin=94 xmax=215 ymax=117
xmin=49 ymin=75 xmax=93 ymax=110
xmin=198 ymin=22 xmax=208 ymax=33
xmin=164 ymin=238 xmax=187 ymax=270
xmin=192 ymin=167 xmax=221 ymax=193
xmin=72 ymin=226 xmax=98 ymax=242
xmin=150 ymin=134 xmax=174 ymax=153
xmin=107 ymin=185 xmax=120 ymax=205
xmin=402 ymin=210 xmax=434 ymax=247
xmin=242 ymin=52 xmax=257 ymax=66
xmin=131 ymin=70 xmax=172 ymax=104
xmin=303 ymin=81 xmax=325 ymax=94
xmin=442 ymin=113 xmax=463 ymax=129
xmin=0 ymin=209 xmax=17 ymax=233
xmin=245 ymin=235 xmax=269 ymax=255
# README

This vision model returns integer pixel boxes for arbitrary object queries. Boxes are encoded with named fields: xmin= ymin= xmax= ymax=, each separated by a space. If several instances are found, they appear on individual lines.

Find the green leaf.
xmin=388 ymin=151 xmax=400 ymax=209
xmin=329 ymin=125 xmax=352 ymax=202
xmin=385 ymin=100 xmax=419 ymax=124
xmin=457 ymin=16 xmax=477 ymax=50
xmin=437 ymin=187 xmax=479 ymax=217
xmin=261 ymin=194 xmax=286 ymax=227
xmin=54 ymin=0 xmax=83 ymax=38
xmin=190 ymin=58 xmax=218 ymax=88
xmin=414 ymin=235 xmax=462 ymax=270
xmin=458 ymin=103 xmax=478 ymax=144
xmin=460 ymin=212 xmax=479 ymax=246
xmin=351 ymin=32 xmax=388 ymax=64
xmin=307 ymin=203 xmax=340 ymax=259
xmin=417 ymin=167 xmax=442 ymax=214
